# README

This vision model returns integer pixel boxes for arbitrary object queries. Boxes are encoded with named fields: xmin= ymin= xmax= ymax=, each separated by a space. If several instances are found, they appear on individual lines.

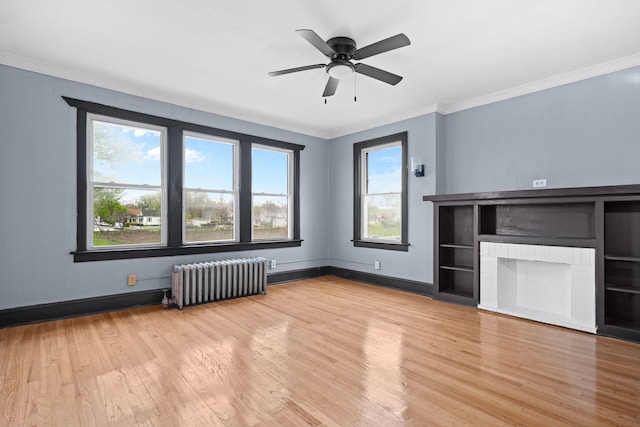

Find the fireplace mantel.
xmin=424 ymin=184 xmax=640 ymax=343
xmin=423 ymin=183 xmax=640 ymax=203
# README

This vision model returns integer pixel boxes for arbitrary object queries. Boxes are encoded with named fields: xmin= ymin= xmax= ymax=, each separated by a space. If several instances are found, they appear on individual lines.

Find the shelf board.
xmin=605 ymin=285 xmax=640 ymax=295
xmin=440 ymin=243 xmax=473 ymax=249
xmin=604 ymin=255 xmax=640 ymax=263
xmin=438 ymin=288 xmax=474 ymax=298
xmin=604 ymin=319 xmax=640 ymax=332
xmin=478 ymin=234 xmax=596 ymax=248
xmin=433 ymin=290 xmax=476 ymax=307
xmin=440 ymin=265 xmax=474 ymax=273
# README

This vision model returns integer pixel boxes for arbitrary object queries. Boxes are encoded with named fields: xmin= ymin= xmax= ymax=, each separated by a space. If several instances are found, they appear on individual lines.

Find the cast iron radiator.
xmin=171 ymin=257 xmax=268 ymax=309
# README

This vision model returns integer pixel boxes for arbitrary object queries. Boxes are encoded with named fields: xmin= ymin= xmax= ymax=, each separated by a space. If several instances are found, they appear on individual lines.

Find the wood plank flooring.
xmin=1 ymin=276 xmax=640 ymax=426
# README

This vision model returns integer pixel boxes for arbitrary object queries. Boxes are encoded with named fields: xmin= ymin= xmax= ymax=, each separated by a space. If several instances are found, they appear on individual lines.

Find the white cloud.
xmin=120 ymin=126 xmax=158 ymax=138
xmin=185 ymin=148 xmax=206 ymax=163
xmin=144 ymin=146 xmax=161 ymax=161
xmin=140 ymin=147 xmax=204 ymax=163
xmin=133 ymin=128 xmax=157 ymax=137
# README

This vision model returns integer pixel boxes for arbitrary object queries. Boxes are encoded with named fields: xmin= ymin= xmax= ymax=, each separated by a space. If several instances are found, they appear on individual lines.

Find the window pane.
xmin=364 ymin=194 xmax=401 ymax=240
xmin=93 ymin=187 xmax=162 ymax=246
xmin=366 ymin=145 xmax=401 ymax=194
xmin=184 ymin=135 xmax=234 ymax=190
xmin=252 ymin=147 xmax=288 ymax=194
xmin=185 ymin=191 xmax=234 ymax=242
xmin=253 ymin=195 xmax=288 ymax=239
xmin=93 ymin=121 xmax=161 ymax=185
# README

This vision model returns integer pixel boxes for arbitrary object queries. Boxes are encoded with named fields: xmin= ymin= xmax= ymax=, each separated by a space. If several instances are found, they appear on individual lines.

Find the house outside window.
xmin=252 ymin=145 xmax=293 ymax=240
xmin=183 ymin=132 xmax=239 ymax=244
xmin=353 ymin=132 xmax=408 ymax=251
xmin=87 ymin=114 xmax=166 ymax=249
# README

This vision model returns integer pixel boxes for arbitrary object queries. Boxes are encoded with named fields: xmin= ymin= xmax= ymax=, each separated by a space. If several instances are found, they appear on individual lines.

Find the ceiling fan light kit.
xmin=327 ymin=61 xmax=354 ymax=79
xmin=269 ymin=29 xmax=410 ymax=99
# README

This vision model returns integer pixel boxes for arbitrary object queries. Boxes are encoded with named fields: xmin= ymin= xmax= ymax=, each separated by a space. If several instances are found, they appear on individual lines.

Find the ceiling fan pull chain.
xmin=354 ymin=73 xmax=357 ymax=102
xmin=324 ymin=72 xmax=327 ymax=104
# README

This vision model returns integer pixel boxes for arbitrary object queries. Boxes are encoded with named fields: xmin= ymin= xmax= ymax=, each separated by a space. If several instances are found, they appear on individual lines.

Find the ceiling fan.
xmin=268 ymin=29 xmax=411 ymax=99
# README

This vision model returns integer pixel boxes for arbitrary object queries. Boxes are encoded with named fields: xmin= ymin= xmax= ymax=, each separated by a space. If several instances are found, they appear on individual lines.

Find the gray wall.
xmin=0 ymin=64 xmax=329 ymax=310
xmin=324 ymin=65 xmax=640 ymax=287
xmin=443 ymin=66 xmax=640 ymax=193
xmin=2 ymin=62 xmax=640 ymax=310
xmin=326 ymin=114 xmax=437 ymax=287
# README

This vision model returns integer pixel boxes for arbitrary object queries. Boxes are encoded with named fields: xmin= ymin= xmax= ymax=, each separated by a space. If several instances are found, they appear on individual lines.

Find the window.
xmin=65 ymin=97 xmax=304 ymax=262
xmin=353 ymin=132 xmax=408 ymax=251
xmin=362 ymin=143 xmax=401 ymax=239
xmin=87 ymin=114 xmax=166 ymax=249
xmin=183 ymin=132 xmax=239 ymax=243
xmin=252 ymin=145 xmax=293 ymax=240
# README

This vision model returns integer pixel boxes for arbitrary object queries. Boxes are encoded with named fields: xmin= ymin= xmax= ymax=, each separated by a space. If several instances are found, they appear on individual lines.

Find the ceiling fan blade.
xmin=355 ymin=63 xmax=403 ymax=85
xmin=322 ymin=77 xmax=339 ymax=97
xmin=353 ymin=33 xmax=410 ymax=60
xmin=296 ymin=29 xmax=336 ymax=57
xmin=268 ymin=64 xmax=326 ymax=76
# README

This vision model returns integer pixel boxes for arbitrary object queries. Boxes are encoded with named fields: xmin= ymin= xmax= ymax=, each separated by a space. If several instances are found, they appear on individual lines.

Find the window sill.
xmin=353 ymin=240 xmax=409 ymax=252
xmin=72 ymin=239 xmax=303 ymax=262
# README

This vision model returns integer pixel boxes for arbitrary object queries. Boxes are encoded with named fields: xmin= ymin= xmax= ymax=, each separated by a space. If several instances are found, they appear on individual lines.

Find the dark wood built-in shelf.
xmin=604 ymin=255 xmax=640 ymax=262
xmin=433 ymin=204 xmax=477 ymax=306
xmin=440 ymin=265 xmax=474 ymax=273
xmin=440 ymin=243 xmax=473 ymax=249
xmin=424 ymin=184 xmax=640 ymax=343
xmin=440 ymin=288 xmax=474 ymax=299
xmin=478 ymin=234 xmax=596 ymax=248
xmin=423 ymin=184 xmax=640 ymax=203
xmin=479 ymin=202 xmax=595 ymax=239
xmin=605 ymin=286 xmax=640 ymax=295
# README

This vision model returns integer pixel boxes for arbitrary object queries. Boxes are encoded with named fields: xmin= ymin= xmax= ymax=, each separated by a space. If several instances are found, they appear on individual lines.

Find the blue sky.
xmin=184 ymin=135 xmax=234 ymax=190
xmin=367 ymin=145 xmax=402 ymax=194
xmin=252 ymin=147 xmax=288 ymax=194
xmin=93 ymin=121 xmax=289 ymax=204
xmin=93 ymin=121 xmax=161 ymax=187
xmin=94 ymin=120 xmax=399 ymax=205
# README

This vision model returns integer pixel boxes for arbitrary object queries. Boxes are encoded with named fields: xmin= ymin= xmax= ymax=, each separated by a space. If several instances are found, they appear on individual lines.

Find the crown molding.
xmin=0 ymin=52 xmax=331 ymax=139
xmin=439 ymin=53 xmax=640 ymax=115
xmin=3 ymin=51 xmax=640 ymax=139
xmin=324 ymin=103 xmax=441 ymax=139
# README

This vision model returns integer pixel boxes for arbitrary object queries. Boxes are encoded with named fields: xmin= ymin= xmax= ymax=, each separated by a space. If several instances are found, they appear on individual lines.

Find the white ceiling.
xmin=2 ymin=0 xmax=640 ymax=139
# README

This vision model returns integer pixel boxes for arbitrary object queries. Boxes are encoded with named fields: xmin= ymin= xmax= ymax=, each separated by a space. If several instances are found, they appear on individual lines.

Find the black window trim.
xmin=64 ymin=97 xmax=304 ymax=262
xmin=353 ymin=131 xmax=409 ymax=252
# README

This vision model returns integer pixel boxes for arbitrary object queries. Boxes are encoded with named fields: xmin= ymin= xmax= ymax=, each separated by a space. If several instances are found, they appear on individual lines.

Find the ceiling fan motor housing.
xmin=327 ymin=37 xmax=357 ymax=60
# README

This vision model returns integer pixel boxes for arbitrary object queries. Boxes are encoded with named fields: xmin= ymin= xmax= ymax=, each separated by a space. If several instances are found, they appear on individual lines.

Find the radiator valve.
xmin=161 ymin=290 xmax=169 ymax=308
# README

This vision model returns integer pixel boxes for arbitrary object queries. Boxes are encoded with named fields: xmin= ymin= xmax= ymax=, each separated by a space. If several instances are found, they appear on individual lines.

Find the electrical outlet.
xmin=533 ymin=179 xmax=547 ymax=188
xmin=374 ymin=260 xmax=381 ymax=270
xmin=270 ymin=260 xmax=277 ymax=269
xmin=127 ymin=274 xmax=136 ymax=286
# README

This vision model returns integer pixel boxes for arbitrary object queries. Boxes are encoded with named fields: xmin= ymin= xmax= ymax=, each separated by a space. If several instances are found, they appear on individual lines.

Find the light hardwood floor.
xmin=1 ymin=276 xmax=639 ymax=426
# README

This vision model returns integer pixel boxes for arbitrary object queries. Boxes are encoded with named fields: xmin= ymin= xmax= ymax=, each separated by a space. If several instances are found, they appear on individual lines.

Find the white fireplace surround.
xmin=479 ymin=242 xmax=596 ymax=333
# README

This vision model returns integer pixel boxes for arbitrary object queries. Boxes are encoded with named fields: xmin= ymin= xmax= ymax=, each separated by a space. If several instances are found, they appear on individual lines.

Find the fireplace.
xmin=425 ymin=185 xmax=640 ymax=342
xmin=479 ymin=242 xmax=596 ymax=333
